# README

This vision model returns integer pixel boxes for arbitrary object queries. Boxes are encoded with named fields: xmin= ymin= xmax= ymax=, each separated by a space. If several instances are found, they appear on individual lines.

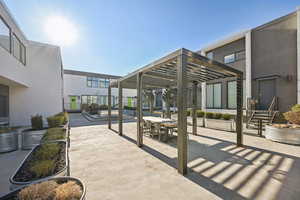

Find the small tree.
xmin=162 ymin=88 xmax=176 ymax=118
xmin=143 ymin=89 xmax=154 ymax=113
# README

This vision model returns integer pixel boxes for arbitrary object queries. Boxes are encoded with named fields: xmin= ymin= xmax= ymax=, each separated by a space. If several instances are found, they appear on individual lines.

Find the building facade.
xmin=0 ymin=1 xmax=64 ymax=126
xmin=199 ymin=7 xmax=300 ymax=113
xmin=63 ymin=69 xmax=137 ymax=111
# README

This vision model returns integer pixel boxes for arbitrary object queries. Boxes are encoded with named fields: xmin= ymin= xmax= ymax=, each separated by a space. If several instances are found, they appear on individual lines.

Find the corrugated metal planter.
xmin=0 ymin=130 xmax=19 ymax=153
xmin=10 ymin=141 xmax=69 ymax=190
xmin=1 ymin=177 xmax=86 ymax=200
xmin=265 ymin=125 xmax=300 ymax=145
xmin=21 ymin=129 xmax=46 ymax=150
xmin=205 ymin=119 xmax=235 ymax=132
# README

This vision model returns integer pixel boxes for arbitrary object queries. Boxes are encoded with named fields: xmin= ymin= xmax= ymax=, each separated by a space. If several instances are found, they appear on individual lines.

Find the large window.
xmin=0 ymin=17 xmax=10 ymax=52
xmin=0 ymin=17 xmax=26 ymax=65
xmin=224 ymin=50 xmax=245 ymax=64
xmin=87 ymin=77 xmax=110 ymax=88
xmin=206 ymin=83 xmax=221 ymax=108
xmin=81 ymin=95 xmax=110 ymax=105
xmin=227 ymin=81 xmax=237 ymax=109
xmin=227 ymin=80 xmax=246 ymax=109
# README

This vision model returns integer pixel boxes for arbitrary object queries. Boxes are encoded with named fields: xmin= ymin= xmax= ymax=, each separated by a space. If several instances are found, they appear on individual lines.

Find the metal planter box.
xmin=21 ymin=129 xmax=47 ymax=150
xmin=10 ymin=141 xmax=69 ymax=190
xmin=205 ymin=119 xmax=235 ymax=132
xmin=0 ymin=130 xmax=19 ymax=153
xmin=265 ymin=125 xmax=300 ymax=145
xmin=1 ymin=177 xmax=85 ymax=200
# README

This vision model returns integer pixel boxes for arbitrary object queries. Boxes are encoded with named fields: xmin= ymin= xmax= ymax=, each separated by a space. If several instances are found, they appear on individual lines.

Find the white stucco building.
xmin=0 ymin=1 xmax=63 ymax=126
xmin=63 ymin=69 xmax=137 ymax=111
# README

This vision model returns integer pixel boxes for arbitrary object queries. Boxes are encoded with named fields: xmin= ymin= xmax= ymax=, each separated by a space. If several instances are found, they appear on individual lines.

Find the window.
xmin=87 ymin=77 xmax=110 ymax=88
xmin=0 ymin=17 xmax=10 ymax=52
xmin=206 ymin=83 xmax=221 ymax=108
xmin=81 ymin=95 xmax=110 ymax=106
xmin=236 ymin=50 xmax=245 ymax=61
xmin=227 ymin=80 xmax=246 ymax=109
xmin=224 ymin=54 xmax=235 ymax=64
xmin=206 ymin=52 xmax=213 ymax=59
xmin=227 ymin=81 xmax=237 ymax=109
xmin=12 ymin=34 xmax=26 ymax=65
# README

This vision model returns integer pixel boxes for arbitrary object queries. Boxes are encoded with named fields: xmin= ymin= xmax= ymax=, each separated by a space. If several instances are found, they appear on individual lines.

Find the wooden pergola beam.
xmin=137 ymin=73 xmax=143 ymax=147
xmin=118 ymin=81 xmax=123 ymax=135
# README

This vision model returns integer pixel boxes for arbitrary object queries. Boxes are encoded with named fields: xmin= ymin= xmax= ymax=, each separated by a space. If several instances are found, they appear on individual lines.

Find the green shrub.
xmin=35 ymin=143 xmax=60 ymax=160
xmin=196 ymin=110 xmax=205 ymax=118
xmin=213 ymin=113 xmax=222 ymax=119
xmin=222 ymin=114 xmax=231 ymax=120
xmin=47 ymin=116 xmax=64 ymax=128
xmin=54 ymin=112 xmax=68 ymax=124
xmin=186 ymin=109 xmax=191 ymax=116
xmin=291 ymin=104 xmax=300 ymax=112
xmin=206 ymin=112 xmax=214 ymax=119
xmin=31 ymin=114 xmax=43 ymax=130
xmin=42 ymin=128 xmax=66 ymax=142
xmin=30 ymin=160 xmax=55 ymax=178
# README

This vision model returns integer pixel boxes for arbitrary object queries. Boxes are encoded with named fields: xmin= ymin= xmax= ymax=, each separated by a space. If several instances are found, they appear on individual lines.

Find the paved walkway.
xmin=69 ymin=115 xmax=300 ymax=200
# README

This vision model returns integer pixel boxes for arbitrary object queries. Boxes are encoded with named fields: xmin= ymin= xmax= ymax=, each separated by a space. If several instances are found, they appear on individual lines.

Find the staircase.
xmin=247 ymin=97 xmax=279 ymax=131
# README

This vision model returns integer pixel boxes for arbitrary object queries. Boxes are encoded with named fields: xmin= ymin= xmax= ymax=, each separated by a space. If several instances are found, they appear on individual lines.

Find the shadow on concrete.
xmin=120 ymin=132 xmax=300 ymax=200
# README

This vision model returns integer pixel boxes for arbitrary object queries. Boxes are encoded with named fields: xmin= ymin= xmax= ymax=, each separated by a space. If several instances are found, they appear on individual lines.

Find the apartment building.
xmin=0 ymin=1 xmax=63 ymax=126
xmin=199 ymin=7 xmax=300 ymax=113
xmin=63 ymin=69 xmax=137 ymax=111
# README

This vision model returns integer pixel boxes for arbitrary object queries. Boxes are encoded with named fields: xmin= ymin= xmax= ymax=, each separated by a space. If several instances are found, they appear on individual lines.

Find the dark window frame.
xmin=12 ymin=33 xmax=26 ymax=66
xmin=206 ymin=82 xmax=222 ymax=109
xmin=0 ymin=15 xmax=11 ymax=53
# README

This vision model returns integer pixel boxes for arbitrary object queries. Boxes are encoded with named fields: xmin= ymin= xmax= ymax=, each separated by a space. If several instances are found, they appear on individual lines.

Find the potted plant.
xmin=0 ymin=127 xmax=19 ymax=153
xmin=22 ymin=115 xmax=47 ymax=150
xmin=265 ymin=104 xmax=300 ymax=144
xmin=10 ymin=141 xmax=68 ymax=189
xmin=47 ymin=112 xmax=69 ymax=130
xmin=1 ymin=177 xmax=85 ymax=200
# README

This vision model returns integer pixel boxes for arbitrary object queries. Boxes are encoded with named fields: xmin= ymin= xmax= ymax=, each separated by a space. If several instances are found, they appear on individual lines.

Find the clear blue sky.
xmin=3 ymin=0 xmax=300 ymax=76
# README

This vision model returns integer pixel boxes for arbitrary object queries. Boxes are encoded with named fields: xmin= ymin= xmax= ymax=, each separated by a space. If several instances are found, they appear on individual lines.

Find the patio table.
xmin=143 ymin=117 xmax=176 ymax=141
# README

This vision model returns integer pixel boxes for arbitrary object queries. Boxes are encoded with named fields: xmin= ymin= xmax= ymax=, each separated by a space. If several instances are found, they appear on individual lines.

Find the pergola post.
xmin=236 ymin=74 xmax=243 ymax=146
xmin=177 ymin=52 xmax=188 ymax=175
xmin=108 ymin=85 xmax=112 ymax=129
xmin=118 ymin=81 xmax=123 ymax=136
xmin=137 ymin=72 xmax=143 ymax=147
xmin=192 ymin=82 xmax=198 ymax=135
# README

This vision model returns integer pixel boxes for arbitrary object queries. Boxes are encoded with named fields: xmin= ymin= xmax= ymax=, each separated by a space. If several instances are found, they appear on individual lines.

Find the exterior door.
xmin=70 ymin=96 xmax=77 ymax=110
xmin=0 ymin=95 xmax=8 ymax=118
xmin=258 ymin=79 xmax=276 ymax=110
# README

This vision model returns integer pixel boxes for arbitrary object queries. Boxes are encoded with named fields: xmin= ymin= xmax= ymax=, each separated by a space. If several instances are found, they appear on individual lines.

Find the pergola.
xmin=108 ymin=48 xmax=243 ymax=175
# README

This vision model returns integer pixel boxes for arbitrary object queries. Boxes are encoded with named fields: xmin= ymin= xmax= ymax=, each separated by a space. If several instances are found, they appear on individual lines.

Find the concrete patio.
xmin=69 ymin=115 xmax=300 ymax=200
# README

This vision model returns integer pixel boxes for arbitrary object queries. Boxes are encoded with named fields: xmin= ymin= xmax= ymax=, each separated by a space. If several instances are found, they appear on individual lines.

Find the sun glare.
xmin=44 ymin=16 xmax=78 ymax=46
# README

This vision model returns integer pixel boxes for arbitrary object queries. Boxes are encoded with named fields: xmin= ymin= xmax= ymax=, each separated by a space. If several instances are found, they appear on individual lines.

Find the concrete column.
xmin=137 ymin=73 xmax=143 ymax=147
xmin=118 ymin=81 xmax=123 ymax=135
xmin=245 ymin=31 xmax=252 ymax=107
xmin=200 ymin=50 xmax=206 ymax=127
xmin=177 ymin=52 xmax=188 ymax=175
xmin=297 ymin=7 xmax=300 ymax=104
xmin=192 ymin=82 xmax=198 ymax=135
xmin=108 ymin=85 xmax=112 ymax=129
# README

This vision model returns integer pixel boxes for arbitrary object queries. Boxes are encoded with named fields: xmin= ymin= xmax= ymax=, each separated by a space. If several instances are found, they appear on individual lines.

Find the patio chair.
xmin=152 ymin=123 xmax=168 ymax=141
xmin=143 ymin=120 xmax=152 ymax=136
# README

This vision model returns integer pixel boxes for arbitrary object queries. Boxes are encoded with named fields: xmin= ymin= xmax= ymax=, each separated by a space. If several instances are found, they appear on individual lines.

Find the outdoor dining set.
xmin=142 ymin=116 xmax=177 ymax=142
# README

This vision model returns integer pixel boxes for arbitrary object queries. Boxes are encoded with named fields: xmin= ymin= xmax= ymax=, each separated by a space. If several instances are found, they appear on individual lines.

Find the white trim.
xmin=200 ymin=51 xmax=206 ymax=111
xmin=201 ymin=30 xmax=249 ymax=52
xmin=297 ymin=7 xmax=300 ymax=104
xmin=245 ymin=31 xmax=252 ymax=106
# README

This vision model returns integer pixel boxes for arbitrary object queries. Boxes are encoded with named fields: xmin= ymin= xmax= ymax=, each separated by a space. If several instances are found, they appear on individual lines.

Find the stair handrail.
xmin=268 ymin=96 xmax=277 ymax=112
